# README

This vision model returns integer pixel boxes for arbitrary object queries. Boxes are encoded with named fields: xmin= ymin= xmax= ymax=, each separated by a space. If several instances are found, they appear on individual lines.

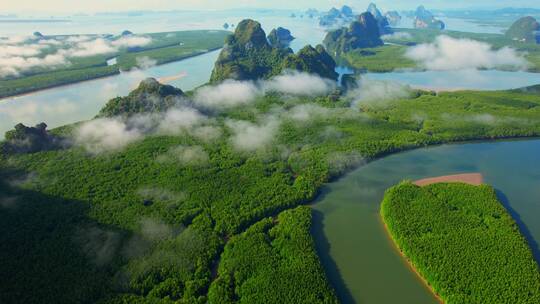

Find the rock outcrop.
xmin=98 ymin=78 xmax=184 ymax=117
xmin=210 ymin=19 xmax=338 ymax=82
xmin=323 ymin=12 xmax=384 ymax=56
xmin=385 ymin=11 xmax=402 ymax=27
xmin=319 ymin=6 xmax=356 ymax=28
xmin=2 ymin=123 xmax=63 ymax=154
xmin=367 ymin=3 xmax=392 ymax=34
xmin=506 ymin=16 xmax=540 ymax=43
xmin=413 ymin=6 xmax=445 ymax=30
xmin=267 ymin=27 xmax=295 ymax=48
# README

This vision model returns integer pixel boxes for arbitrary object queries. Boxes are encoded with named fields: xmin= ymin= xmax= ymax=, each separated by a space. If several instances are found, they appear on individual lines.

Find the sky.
xmin=2 ymin=0 xmax=540 ymax=14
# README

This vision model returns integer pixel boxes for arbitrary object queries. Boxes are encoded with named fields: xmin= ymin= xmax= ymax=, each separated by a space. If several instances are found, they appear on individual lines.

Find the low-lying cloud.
xmin=226 ymin=117 xmax=280 ymax=152
xmin=193 ymin=72 xmax=337 ymax=110
xmin=382 ymin=32 xmax=412 ymax=40
xmin=263 ymin=71 xmax=336 ymax=96
xmin=194 ymin=80 xmax=261 ymax=109
xmin=74 ymin=106 xmax=217 ymax=154
xmin=405 ymin=35 xmax=528 ymax=71
xmin=0 ymin=34 xmax=152 ymax=78
xmin=157 ymin=145 xmax=210 ymax=166
xmin=75 ymin=118 xmax=143 ymax=154
xmin=348 ymin=78 xmax=411 ymax=108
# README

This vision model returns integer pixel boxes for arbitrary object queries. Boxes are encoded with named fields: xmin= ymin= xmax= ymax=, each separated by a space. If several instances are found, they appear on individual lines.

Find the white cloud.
xmin=111 ymin=36 xmax=152 ymax=48
xmin=157 ymin=107 xmax=207 ymax=135
xmin=0 ymin=35 xmax=152 ymax=78
xmin=382 ymin=32 xmax=413 ymax=40
xmin=262 ymin=71 xmax=336 ymax=96
xmin=136 ymin=56 xmax=157 ymax=69
xmin=226 ymin=117 xmax=280 ymax=152
xmin=405 ymin=35 xmax=528 ymax=71
xmin=193 ymin=72 xmax=337 ymax=110
xmin=157 ymin=145 xmax=210 ymax=166
xmin=348 ymin=78 xmax=411 ymax=107
xmin=194 ymin=80 xmax=261 ymax=109
xmin=75 ymin=118 xmax=143 ymax=154
xmin=286 ymin=104 xmax=330 ymax=122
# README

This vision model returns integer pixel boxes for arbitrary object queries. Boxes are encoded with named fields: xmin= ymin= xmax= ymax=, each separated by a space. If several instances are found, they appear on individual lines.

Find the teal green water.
xmin=313 ymin=139 xmax=540 ymax=304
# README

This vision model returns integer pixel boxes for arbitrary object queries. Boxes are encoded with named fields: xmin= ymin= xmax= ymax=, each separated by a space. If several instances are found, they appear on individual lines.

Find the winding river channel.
xmin=313 ymin=139 xmax=540 ymax=303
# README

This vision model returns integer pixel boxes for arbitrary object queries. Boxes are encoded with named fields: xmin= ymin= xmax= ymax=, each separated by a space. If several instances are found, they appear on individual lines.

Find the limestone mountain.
xmin=210 ymin=19 xmax=338 ymax=82
xmin=385 ymin=11 xmax=401 ymax=27
xmin=367 ymin=3 xmax=391 ymax=34
xmin=319 ymin=6 xmax=356 ymax=28
xmin=323 ymin=12 xmax=384 ymax=56
xmin=2 ymin=123 xmax=64 ymax=154
xmin=267 ymin=27 xmax=295 ymax=48
xmin=98 ymin=78 xmax=184 ymax=117
xmin=413 ymin=5 xmax=445 ymax=30
xmin=506 ymin=16 xmax=540 ymax=43
xmin=281 ymin=45 xmax=338 ymax=80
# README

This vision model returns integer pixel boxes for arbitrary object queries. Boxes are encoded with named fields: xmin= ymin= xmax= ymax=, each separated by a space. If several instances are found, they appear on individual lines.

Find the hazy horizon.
xmin=2 ymin=0 xmax=540 ymax=15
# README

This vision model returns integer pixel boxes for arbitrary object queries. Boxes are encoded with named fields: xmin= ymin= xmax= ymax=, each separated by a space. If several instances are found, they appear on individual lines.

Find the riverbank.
xmin=380 ymin=218 xmax=443 ymax=304
xmin=380 ymin=181 xmax=540 ymax=303
xmin=0 ymin=48 xmax=221 ymax=101
xmin=414 ymin=173 xmax=484 ymax=186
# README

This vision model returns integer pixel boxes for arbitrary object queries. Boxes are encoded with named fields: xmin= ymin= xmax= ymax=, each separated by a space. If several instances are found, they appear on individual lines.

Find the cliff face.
xmin=324 ymin=12 xmax=384 ymax=56
xmin=319 ymin=6 xmax=356 ymax=28
xmin=413 ymin=6 xmax=445 ymax=30
xmin=2 ymin=123 xmax=63 ymax=154
xmin=506 ymin=16 xmax=540 ymax=43
xmin=267 ymin=27 xmax=295 ymax=48
xmin=98 ymin=78 xmax=184 ymax=117
xmin=367 ymin=3 xmax=392 ymax=34
xmin=282 ymin=45 xmax=338 ymax=80
xmin=385 ymin=11 xmax=402 ymax=27
xmin=211 ymin=19 xmax=338 ymax=82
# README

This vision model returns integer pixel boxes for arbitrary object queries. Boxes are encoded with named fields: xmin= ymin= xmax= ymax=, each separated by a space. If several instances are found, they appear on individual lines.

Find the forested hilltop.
xmin=2 ymin=70 xmax=540 ymax=303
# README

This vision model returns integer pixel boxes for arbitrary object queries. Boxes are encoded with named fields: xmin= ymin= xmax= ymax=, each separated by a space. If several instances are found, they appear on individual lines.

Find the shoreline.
xmin=0 ymin=48 xmax=221 ymax=101
xmin=379 ymin=218 xmax=444 ymax=304
xmin=414 ymin=173 xmax=484 ymax=186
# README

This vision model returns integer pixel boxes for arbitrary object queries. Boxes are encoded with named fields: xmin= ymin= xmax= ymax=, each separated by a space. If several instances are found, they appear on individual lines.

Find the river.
xmin=313 ymin=139 xmax=540 ymax=303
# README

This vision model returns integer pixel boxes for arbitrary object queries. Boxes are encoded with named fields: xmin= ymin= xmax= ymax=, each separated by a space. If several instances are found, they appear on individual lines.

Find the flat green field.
xmin=341 ymin=28 xmax=540 ymax=73
xmin=0 ymin=30 xmax=229 ymax=99
xmin=2 ymin=83 xmax=540 ymax=303
xmin=381 ymin=182 xmax=540 ymax=304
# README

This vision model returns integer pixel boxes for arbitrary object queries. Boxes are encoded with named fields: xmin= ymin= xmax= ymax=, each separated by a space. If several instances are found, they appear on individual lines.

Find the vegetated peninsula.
xmin=210 ymin=19 xmax=338 ymax=82
xmin=506 ymin=16 xmax=540 ymax=43
xmin=0 ymin=30 xmax=229 ymax=99
xmin=381 ymin=181 xmax=540 ymax=303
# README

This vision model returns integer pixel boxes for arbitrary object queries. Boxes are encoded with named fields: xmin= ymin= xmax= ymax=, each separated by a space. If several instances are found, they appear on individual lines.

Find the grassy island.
xmin=381 ymin=182 xmax=540 ymax=304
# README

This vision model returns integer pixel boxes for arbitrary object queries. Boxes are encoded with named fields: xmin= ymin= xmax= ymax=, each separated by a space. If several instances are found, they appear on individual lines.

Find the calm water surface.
xmin=313 ymin=139 xmax=540 ymax=303
xmin=365 ymin=70 xmax=540 ymax=91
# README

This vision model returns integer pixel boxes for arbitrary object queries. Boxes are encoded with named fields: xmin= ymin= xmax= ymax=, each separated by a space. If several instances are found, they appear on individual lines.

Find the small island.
xmin=381 ymin=180 xmax=540 ymax=303
xmin=506 ymin=16 xmax=540 ymax=43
